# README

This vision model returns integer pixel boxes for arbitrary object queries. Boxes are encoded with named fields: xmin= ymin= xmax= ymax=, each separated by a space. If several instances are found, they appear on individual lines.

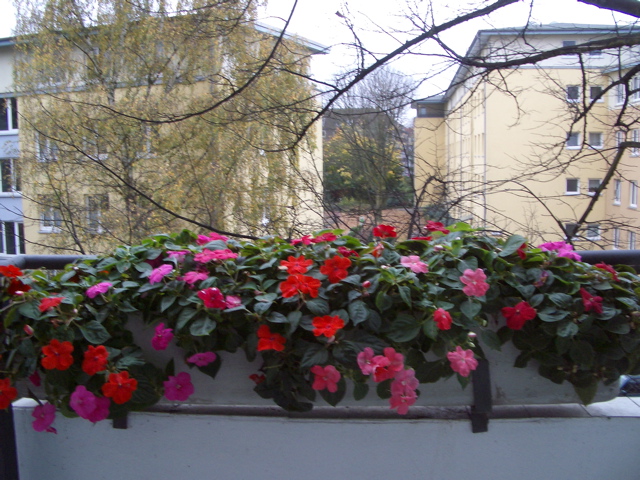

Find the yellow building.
xmin=0 ymin=8 xmax=325 ymax=255
xmin=413 ymin=23 xmax=640 ymax=249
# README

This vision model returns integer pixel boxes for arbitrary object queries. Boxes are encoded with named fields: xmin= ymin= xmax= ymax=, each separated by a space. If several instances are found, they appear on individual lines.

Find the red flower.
xmin=319 ymin=255 xmax=351 ymax=284
xmin=0 ymin=265 xmax=23 ymax=278
xmin=39 ymin=296 xmax=64 ymax=313
xmin=373 ymin=224 xmax=397 ymax=238
xmin=433 ymin=308 xmax=452 ymax=330
xmin=410 ymin=236 xmax=432 ymax=241
xmin=310 ymin=365 xmax=341 ymax=393
xmin=580 ymin=288 xmax=603 ymax=314
xmin=279 ymin=274 xmax=321 ymax=298
xmin=101 ymin=371 xmax=138 ymax=404
xmin=501 ymin=301 xmax=537 ymax=330
xmin=280 ymin=256 xmax=313 ymax=274
xmin=41 ymin=339 xmax=74 ymax=371
xmin=312 ymin=315 xmax=345 ymax=338
xmin=0 ymin=378 xmax=17 ymax=409
xmin=311 ymin=232 xmax=337 ymax=243
xmin=82 ymin=345 xmax=109 ymax=376
xmin=7 ymin=279 xmax=30 ymax=295
xmin=197 ymin=287 xmax=226 ymax=309
xmin=256 ymin=325 xmax=286 ymax=352
xmin=595 ymin=263 xmax=619 ymax=281
xmin=425 ymin=221 xmax=450 ymax=234
xmin=249 ymin=373 xmax=266 ymax=384
xmin=337 ymin=246 xmax=358 ymax=257
xmin=516 ymin=243 xmax=527 ymax=260
xmin=371 ymin=243 xmax=384 ymax=258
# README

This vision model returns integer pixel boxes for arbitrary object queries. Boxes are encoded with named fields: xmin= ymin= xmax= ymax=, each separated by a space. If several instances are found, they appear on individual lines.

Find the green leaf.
xmin=190 ymin=316 xmax=217 ymax=336
xmin=79 ymin=320 xmax=112 ymax=344
xmin=387 ymin=313 xmax=421 ymax=343
xmin=348 ymin=300 xmax=369 ymax=325
xmin=160 ymin=295 xmax=177 ymax=313
xmin=353 ymin=382 xmax=369 ymax=401
xmin=422 ymin=319 xmax=439 ymax=340
xmin=398 ymin=285 xmax=412 ymax=307
xmin=117 ymin=260 xmax=132 ymax=273
xmin=548 ymin=293 xmax=573 ymax=308
xmin=556 ymin=321 xmax=579 ymax=337
xmin=376 ymin=379 xmax=392 ymax=399
xmin=306 ymin=298 xmax=330 ymax=316
xmin=17 ymin=302 xmax=40 ymax=320
xmin=253 ymin=301 xmax=272 ymax=315
xmin=479 ymin=329 xmax=502 ymax=351
xmin=299 ymin=343 xmax=329 ymax=369
xmin=499 ymin=234 xmax=526 ymax=257
xmin=318 ymin=377 xmax=346 ymax=406
xmin=287 ymin=311 xmax=302 ymax=334
xmin=375 ymin=291 xmax=393 ymax=312
xmin=268 ymin=312 xmax=288 ymax=323
xmin=460 ymin=300 xmax=481 ymax=320
xmin=573 ymin=381 xmax=598 ymax=405
xmin=537 ymin=307 xmax=569 ymax=323
xmin=176 ymin=308 xmax=198 ymax=331
xmin=570 ymin=341 xmax=594 ymax=367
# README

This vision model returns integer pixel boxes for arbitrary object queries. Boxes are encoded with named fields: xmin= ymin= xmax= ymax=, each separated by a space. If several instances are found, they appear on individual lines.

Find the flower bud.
xmin=362 ymin=281 xmax=371 ymax=289
xmin=23 ymin=325 xmax=34 ymax=336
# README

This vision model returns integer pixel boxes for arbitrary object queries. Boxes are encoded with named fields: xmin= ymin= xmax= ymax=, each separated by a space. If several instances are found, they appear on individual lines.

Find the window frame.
xmin=586 ymin=223 xmax=601 ymax=241
xmin=613 ymin=227 xmax=621 ymax=249
xmin=566 ymin=85 xmax=580 ymax=102
xmin=566 ymin=132 xmax=580 ymax=149
xmin=86 ymin=194 xmax=108 ymax=234
xmin=589 ymin=85 xmax=603 ymax=102
xmin=0 ymin=221 xmax=24 ymax=254
xmin=629 ymin=231 xmax=637 ymax=250
xmin=631 ymin=180 xmax=638 ymax=208
xmin=587 ymin=178 xmax=602 ymax=195
xmin=0 ymin=98 xmax=18 ymax=133
xmin=565 ymin=178 xmax=580 ymax=195
xmin=588 ymin=132 xmax=603 ymax=149
xmin=614 ymin=178 xmax=622 ymax=205
xmin=0 ymin=158 xmax=20 ymax=194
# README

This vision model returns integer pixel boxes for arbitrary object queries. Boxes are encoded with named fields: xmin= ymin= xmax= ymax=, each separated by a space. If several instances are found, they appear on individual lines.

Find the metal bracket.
xmin=0 ymin=406 xmax=20 ymax=480
xmin=112 ymin=414 xmax=128 ymax=430
xmin=470 ymin=358 xmax=492 ymax=433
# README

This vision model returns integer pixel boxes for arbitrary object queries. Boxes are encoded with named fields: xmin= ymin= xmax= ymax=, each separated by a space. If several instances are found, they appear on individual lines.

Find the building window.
xmin=566 ymin=178 xmax=580 ymax=195
xmin=0 ymin=159 xmax=20 ymax=193
xmin=565 ymin=223 xmax=578 ymax=238
xmin=616 ymin=130 xmax=625 ymax=147
xmin=418 ymin=106 xmax=427 ymax=117
xmin=589 ymin=49 xmax=602 ymax=57
xmin=632 ymin=130 xmax=640 ymax=156
xmin=613 ymin=227 xmax=620 ymax=248
xmin=630 ymin=231 xmax=637 ymax=249
xmin=83 ymin=136 xmax=108 ymax=161
xmin=631 ymin=181 xmax=638 ymax=208
xmin=40 ymin=199 xmax=62 ymax=233
xmin=566 ymin=132 xmax=580 ymax=149
xmin=589 ymin=86 xmax=603 ymax=101
xmin=587 ymin=178 xmax=601 ymax=195
xmin=37 ymin=135 xmax=59 ymax=163
xmin=633 ymin=75 xmax=640 ymax=101
xmin=562 ymin=40 xmax=576 ymax=53
xmin=617 ymin=84 xmax=626 ymax=104
xmin=586 ymin=223 xmax=601 ymax=241
xmin=0 ymin=98 xmax=18 ymax=132
xmin=86 ymin=194 xmax=108 ymax=233
xmin=614 ymin=179 xmax=622 ymax=205
xmin=566 ymin=85 xmax=580 ymax=102
xmin=0 ymin=222 xmax=24 ymax=254
xmin=588 ymin=132 xmax=603 ymax=148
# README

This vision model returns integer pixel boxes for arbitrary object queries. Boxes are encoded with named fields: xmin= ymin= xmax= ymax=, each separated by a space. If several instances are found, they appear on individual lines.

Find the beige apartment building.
xmin=413 ymin=23 xmax=640 ymax=249
xmin=0 ymin=13 xmax=325 ymax=255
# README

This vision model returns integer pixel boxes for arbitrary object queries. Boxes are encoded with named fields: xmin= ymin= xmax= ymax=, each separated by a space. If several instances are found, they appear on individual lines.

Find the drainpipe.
xmin=483 ymin=81 xmax=488 ymax=228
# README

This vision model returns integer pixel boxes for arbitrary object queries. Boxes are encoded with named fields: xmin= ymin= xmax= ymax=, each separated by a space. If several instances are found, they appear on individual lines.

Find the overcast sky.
xmin=0 ymin=0 xmax=636 ymax=97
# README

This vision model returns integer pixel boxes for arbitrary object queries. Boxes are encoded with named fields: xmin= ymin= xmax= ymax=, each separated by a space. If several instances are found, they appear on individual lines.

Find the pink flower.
xmin=580 ymin=287 xmax=603 ymax=314
xmin=197 ymin=232 xmax=229 ymax=245
xmin=425 ymin=221 xmax=450 ymax=234
xmin=357 ymin=347 xmax=379 ymax=375
xmin=194 ymin=249 xmax=238 ymax=263
xmin=163 ymin=372 xmax=194 ymax=401
xmin=187 ymin=352 xmax=217 ymax=367
xmin=198 ymin=287 xmax=226 ymax=309
xmin=167 ymin=250 xmax=189 ymax=260
xmin=225 ymin=295 xmax=242 ymax=308
xmin=460 ymin=268 xmax=490 ymax=297
xmin=149 ymin=264 xmax=173 ymax=284
xmin=447 ymin=346 xmax=479 ymax=377
xmin=389 ymin=388 xmax=417 ymax=415
xmin=151 ymin=322 xmax=174 ymax=350
xmin=595 ymin=263 xmax=619 ymax=281
xmin=400 ymin=255 xmax=428 ymax=274
xmin=310 ymin=365 xmax=341 ymax=393
xmin=538 ymin=241 xmax=582 ymax=261
xmin=86 ymin=281 xmax=112 ymax=299
xmin=311 ymin=232 xmax=338 ymax=243
xmin=373 ymin=347 xmax=404 ymax=382
xmin=433 ymin=308 xmax=452 ymax=330
xmin=183 ymin=271 xmax=209 ymax=285
xmin=32 ymin=403 xmax=57 ymax=433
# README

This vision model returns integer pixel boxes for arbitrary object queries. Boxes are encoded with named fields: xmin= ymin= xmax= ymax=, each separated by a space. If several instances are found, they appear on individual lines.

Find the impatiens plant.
xmin=1 ymin=222 xmax=640 ymax=431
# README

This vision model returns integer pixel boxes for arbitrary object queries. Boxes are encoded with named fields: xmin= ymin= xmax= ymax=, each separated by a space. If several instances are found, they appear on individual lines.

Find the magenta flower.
xmin=86 ymin=396 xmax=111 ymax=423
xmin=194 ymin=249 xmax=238 ymax=263
xmin=196 ymin=232 xmax=229 ymax=245
xmin=151 ymin=322 xmax=174 ymax=350
xmin=391 ymin=369 xmax=419 ymax=395
xmin=400 ymin=255 xmax=428 ymax=274
xmin=538 ymin=241 xmax=582 ymax=261
xmin=197 ymin=287 xmax=226 ymax=309
xmin=460 ymin=268 xmax=490 ymax=297
xmin=32 ymin=403 xmax=56 ymax=433
xmin=183 ymin=271 xmax=209 ymax=285
xmin=447 ymin=346 xmax=479 ymax=377
xmin=70 ymin=385 xmax=97 ymax=419
xmin=225 ymin=295 xmax=242 ymax=308
xmin=29 ymin=371 xmax=41 ymax=387
xmin=148 ymin=264 xmax=173 ymax=284
xmin=187 ymin=352 xmax=217 ymax=367
xmin=310 ymin=365 xmax=341 ymax=393
xmin=164 ymin=372 xmax=195 ymax=402
xmin=86 ymin=281 xmax=113 ymax=299
xmin=167 ymin=250 xmax=189 ymax=260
